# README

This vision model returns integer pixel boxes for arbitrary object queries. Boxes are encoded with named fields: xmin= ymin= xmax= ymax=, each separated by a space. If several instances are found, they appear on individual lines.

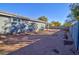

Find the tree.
xmin=38 ymin=16 xmax=49 ymax=29
xmin=50 ymin=21 xmax=61 ymax=27
xmin=63 ymin=22 xmax=72 ymax=27
xmin=38 ymin=16 xmax=48 ymax=22
xmin=69 ymin=3 xmax=79 ymax=20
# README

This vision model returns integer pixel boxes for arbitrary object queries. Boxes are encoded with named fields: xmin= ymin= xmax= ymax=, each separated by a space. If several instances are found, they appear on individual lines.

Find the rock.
xmin=52 ymin=49 xmax=60 ymax=54
xmin=21 ymin=37 xmax=28 ymax=42
xmin=0 ymin=41 xmax=4 ymax=44
xmin=0 ymin=35 xmax=6 ymax=39
xmin=4 ymin=38 xmax=19 ymax=44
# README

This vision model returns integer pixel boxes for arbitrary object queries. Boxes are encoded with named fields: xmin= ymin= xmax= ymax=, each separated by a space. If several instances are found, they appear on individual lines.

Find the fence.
xmin=69 ymin=21 xmax=79 ymax=50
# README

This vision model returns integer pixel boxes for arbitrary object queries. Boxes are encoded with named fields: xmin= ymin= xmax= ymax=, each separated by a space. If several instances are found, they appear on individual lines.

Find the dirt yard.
xmin=0 ymin=29 xmax=75 ymax=55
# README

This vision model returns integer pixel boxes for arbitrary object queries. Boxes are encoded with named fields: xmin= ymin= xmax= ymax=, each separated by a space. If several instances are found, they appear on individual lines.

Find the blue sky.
xmin=0 ymin=3 xmax=70 ymax=24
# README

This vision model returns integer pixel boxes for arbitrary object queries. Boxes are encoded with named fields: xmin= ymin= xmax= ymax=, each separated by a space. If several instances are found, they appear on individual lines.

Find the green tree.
xmin=38 ymin=16 xmax=49 ymax=29
xmin=50 ymin=21 xmax=61 ymax=27
xmin=38 ymin=16 xmax=48 ymax=22
xmin=69 ymin=3 xmax=79 ymax=20
xmin=63 ymin=22 xmax=72 ymax=27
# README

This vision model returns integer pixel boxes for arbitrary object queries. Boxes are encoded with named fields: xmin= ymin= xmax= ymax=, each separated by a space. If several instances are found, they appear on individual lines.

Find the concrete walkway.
xmin=8 ymin=29 xmax=75 ymax=55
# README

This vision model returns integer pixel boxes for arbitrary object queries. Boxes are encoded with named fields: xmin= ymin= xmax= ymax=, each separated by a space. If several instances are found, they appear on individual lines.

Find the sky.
xmin=0 ymin=3 xmax=70 ymax=24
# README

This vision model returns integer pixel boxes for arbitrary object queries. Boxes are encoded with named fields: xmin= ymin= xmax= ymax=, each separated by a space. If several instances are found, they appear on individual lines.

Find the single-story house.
xmin=0 ymin=11 xmax=46 ymax=34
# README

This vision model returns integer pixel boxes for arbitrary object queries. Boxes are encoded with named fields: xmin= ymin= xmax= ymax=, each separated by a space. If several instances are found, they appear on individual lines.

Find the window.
xmin=13 ymin=18 xmax=21 ymax=22
xmin=18 ymin=19 xmax=20 ymax=22
xmin=13 ymin=18 xmax=17 ymax=21
xmin=11 ymin=22 xmax=17 ymax=25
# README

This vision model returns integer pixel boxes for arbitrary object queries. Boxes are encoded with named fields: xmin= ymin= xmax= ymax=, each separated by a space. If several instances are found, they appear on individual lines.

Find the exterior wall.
xmin=36 ymin=23 xmax=45 ymax=31
xmin=40 ymin=23 xmax=46 ymax=30
xmin=10 ymin=18 xmax=28 ymax=34
xmin=0 ymin=16 xmax=11 ymax=34
xmin=69 ymin=21 xmax=79 ymax=50
xmin=0 ymin=15 xmax=46 ymax=34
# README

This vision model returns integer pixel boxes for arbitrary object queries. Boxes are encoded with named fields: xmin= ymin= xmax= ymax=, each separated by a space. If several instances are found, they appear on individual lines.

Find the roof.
xmin=0 ymin=10 xmax=46 ymax=23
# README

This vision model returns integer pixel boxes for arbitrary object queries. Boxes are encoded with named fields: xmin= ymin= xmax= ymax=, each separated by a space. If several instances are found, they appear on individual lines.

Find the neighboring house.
xmin=69 ymin=20 xmax=79 ymax=50
xmin=0 ymin=11 xmax=46 ymax=34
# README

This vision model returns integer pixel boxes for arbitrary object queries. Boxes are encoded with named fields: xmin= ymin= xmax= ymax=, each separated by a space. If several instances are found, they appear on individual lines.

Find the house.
xmin=0 ymin=11 xmax=46 ymax=34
